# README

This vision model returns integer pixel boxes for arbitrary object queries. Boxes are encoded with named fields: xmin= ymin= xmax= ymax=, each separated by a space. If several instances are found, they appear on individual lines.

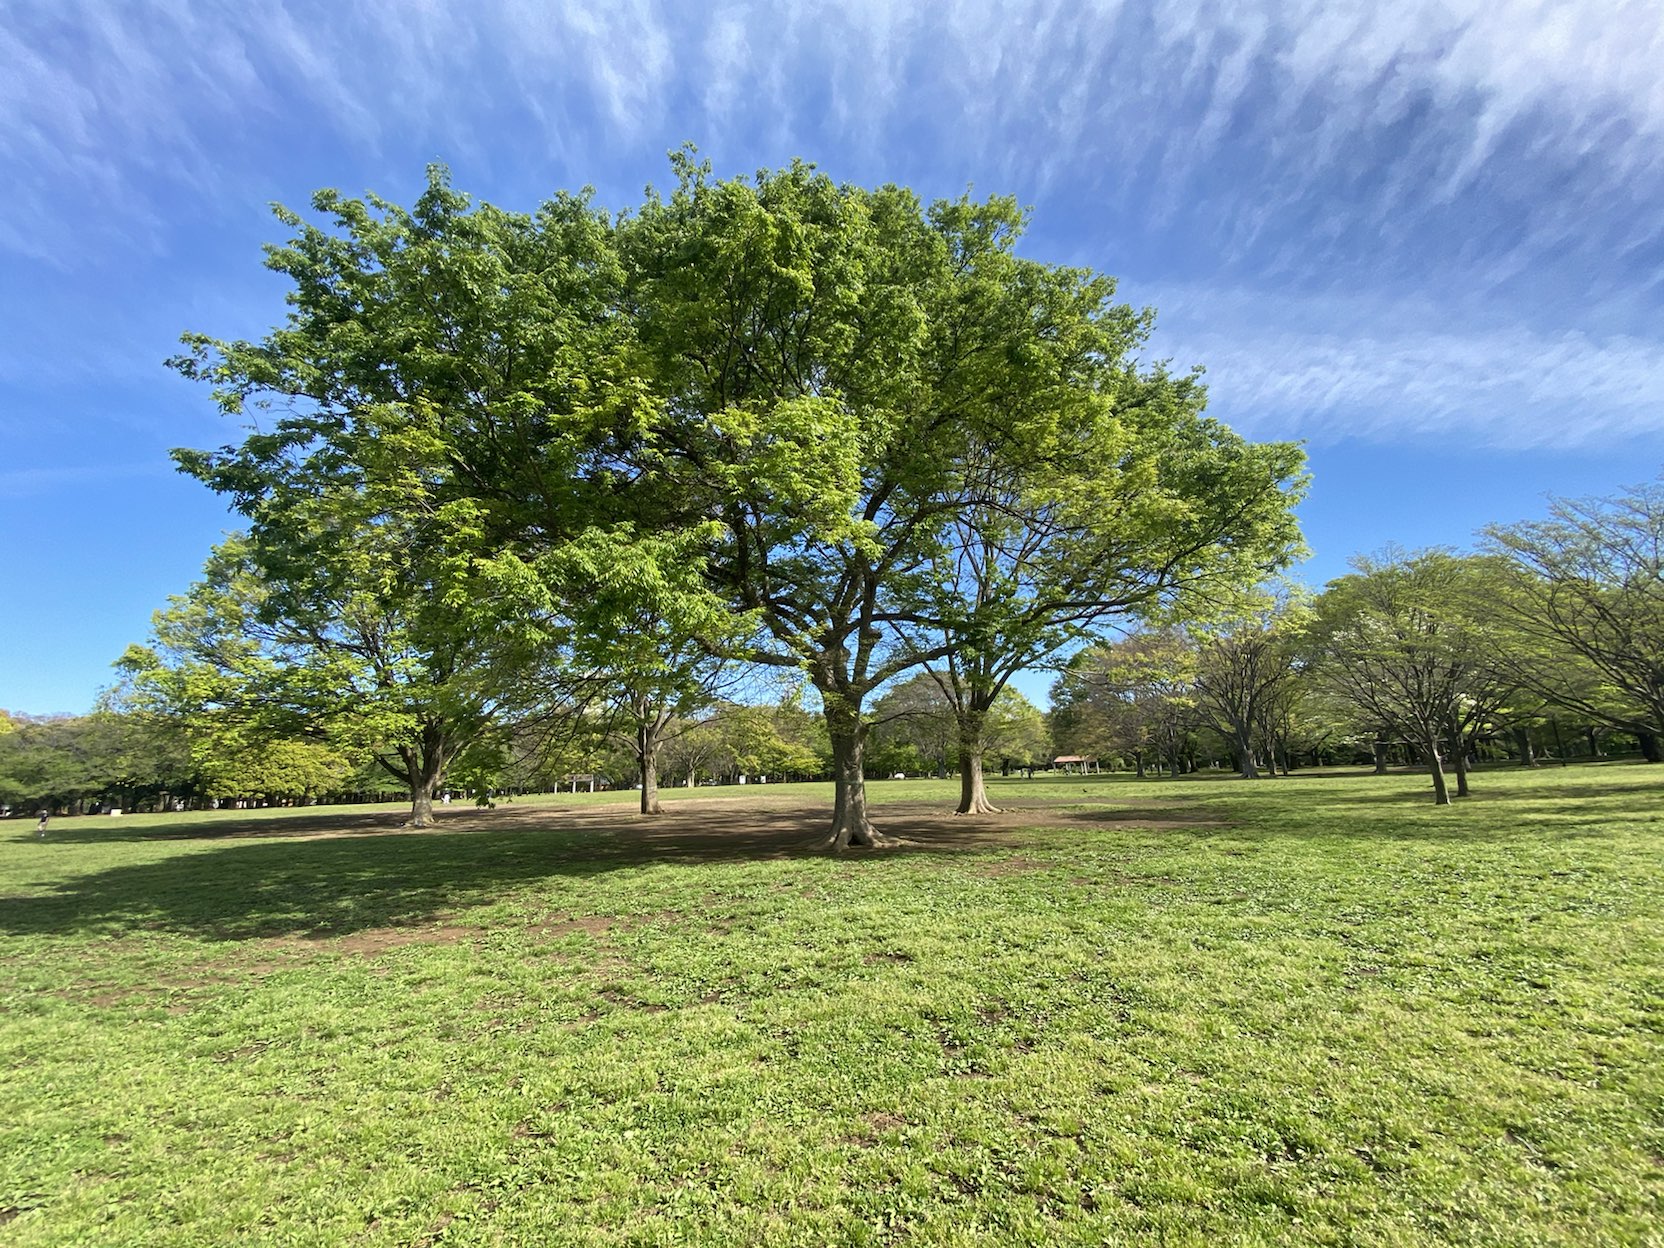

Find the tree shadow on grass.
xmin=0 ymin=801 xmax=1055 ymax=942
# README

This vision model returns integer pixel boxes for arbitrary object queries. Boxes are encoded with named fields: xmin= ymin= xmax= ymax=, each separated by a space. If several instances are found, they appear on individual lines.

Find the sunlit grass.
xmin=2 ymin=764 xmax=1660 ymax=1245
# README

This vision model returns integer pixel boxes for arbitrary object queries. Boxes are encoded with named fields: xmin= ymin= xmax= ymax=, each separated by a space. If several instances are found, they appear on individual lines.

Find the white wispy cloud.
xmin=8 ymin=0 xmax=1659 ymax=261
xmin=1151 ymin=286 xmax=1664 ymax=448
xmin=4 ymin=0 xmax=1660 ymax=453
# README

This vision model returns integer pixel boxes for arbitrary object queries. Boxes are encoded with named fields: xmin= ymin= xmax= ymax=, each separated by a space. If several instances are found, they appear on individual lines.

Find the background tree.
xmin=1050 ymin=632 xmax=1198 ymax=777
xmin=885 ymin=211 xmax=1305 ymax=815
xmin=1483 ymin=479 xmax=1664 ymax=761
xmin=121 ymin=524 xmax=529 ymax=828
xmin=1311 ymin=550 xmax=1510 ymax=804
xmin=1191 ymin=597 xmax=1306 ymax=780
xmin=164 ymin=169 xmax=638 ymax=826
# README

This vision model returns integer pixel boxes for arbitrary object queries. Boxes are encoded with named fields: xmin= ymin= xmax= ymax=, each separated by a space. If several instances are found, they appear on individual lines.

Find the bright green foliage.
xmin=158 ymin=156 xmax=1304 ymax=843
xmin=193 ymin=736 xmax=356 ymax=803
xmin=121 ymin=529 xmax=516 ymax=827
xmin=1484 ymin=478 xmax=1664 ymax=752
xmin=621 ymin=156 xmax=958 ymax=839
xmin=1312 ymin=551 xmax=1516 ymax=804
xmin=1052 ymin=631 xmax=1199 ymax=775
xmin=549 ymin=525 xmax=755 ymax=812
xmin=162 ymin=170 xmax=639 ymax=824
xmin=622 ymin=154 xmax=1303 ymax=842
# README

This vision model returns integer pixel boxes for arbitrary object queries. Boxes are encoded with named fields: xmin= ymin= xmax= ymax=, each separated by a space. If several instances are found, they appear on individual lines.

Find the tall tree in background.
xmin=1191 ymin=597 xmax=1307 ymax=780
xmin=551 ymin=527 xmax=754 ymax=814
xmin=910 ymin=358 xmax=1304 ymax=812
xmin=1311 ymin=551 xmax=1510 ymax=804
xmin=1484 ymin=478 xmax=1664 ymax=761
xmin=1051 ymin=631 xmax=1197 ymax=777
xmin=121 ymin=525 xmax=532 ymax=828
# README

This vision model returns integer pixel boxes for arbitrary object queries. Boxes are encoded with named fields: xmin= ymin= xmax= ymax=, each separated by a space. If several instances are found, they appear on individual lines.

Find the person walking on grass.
xmin=35 ymin=811 xmax=48 ymax=839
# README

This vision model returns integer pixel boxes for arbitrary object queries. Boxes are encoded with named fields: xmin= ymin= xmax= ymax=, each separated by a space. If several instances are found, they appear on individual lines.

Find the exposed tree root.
xmin=819 ymin=817 xmax=901 ymax=852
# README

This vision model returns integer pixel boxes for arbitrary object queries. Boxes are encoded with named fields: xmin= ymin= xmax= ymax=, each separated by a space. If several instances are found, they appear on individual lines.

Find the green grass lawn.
xmin=2 ymin=766 xmax=1661 ymax=1246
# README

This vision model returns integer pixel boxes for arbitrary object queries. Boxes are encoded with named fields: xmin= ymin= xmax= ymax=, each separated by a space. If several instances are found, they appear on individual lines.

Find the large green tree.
xmin=622 ymin=155 xmax=1302 ymax=845
xmin=122 ymin=526 xmax=528 ymax=827
xmin=163 ymin=171 xmax=640 ymax=824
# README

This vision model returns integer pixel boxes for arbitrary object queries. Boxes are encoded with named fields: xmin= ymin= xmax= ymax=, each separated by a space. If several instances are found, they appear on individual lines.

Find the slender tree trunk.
xmin=1448 ymin=721 xmax=1471 ymax=798
xmin=1133 ymin=749 xmax=1145 ymax=779
xmin=1513 ymin=726 xmax=1537 ymax=767
xmin=822 ymin=701 xmax=892 ymax=850
xmin=1373 ymin=737 xmax=1389 ymax=774
xmin=1233 ymin=726 xmax=1259 ymax=779
xmin=638 ymin=720 xmax=662 ymax=815
xmin=1424 ymin=733 xmax=1451 ymax=806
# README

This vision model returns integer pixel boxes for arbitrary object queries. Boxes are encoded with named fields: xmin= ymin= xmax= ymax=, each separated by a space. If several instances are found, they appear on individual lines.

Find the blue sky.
xmin=3 ymin=0 xmax=1661 ymax=715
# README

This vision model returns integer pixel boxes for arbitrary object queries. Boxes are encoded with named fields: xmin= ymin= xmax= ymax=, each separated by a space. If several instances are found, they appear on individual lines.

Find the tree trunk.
xmin=956 ymin=750 xmax=999 ymax=815
xmin=1233 ymin=727 xmax=1259 ymax=779
xmin=1133 ymin=750 xmax=1145 ymax=779
xmin=1639 ymin=730 xmax=1662 ymax=763
xmin=953 ymin=707 xmax=1000 ymax=815
xmin=638 ymin=721 xmax=662 ymax=815
xmin=823 ymin=704 xmax=892 ymax=850
xmin=1513 ymin=726 xmax=1537 ymax=767
xmin=397 ymin=736 xmax=448 ymax=828
xmin=1424 ymin=734 xmax=1451 ymax=806
xmin=1373 ymin=737 xmax=1389 ymax=774
xmin=1448 ymin=723 xmax=1470 ymax=798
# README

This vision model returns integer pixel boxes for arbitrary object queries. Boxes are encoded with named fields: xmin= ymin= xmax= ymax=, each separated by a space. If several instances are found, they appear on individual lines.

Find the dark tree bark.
xmin=388 ymin=721 xmax=451 ymax=828
xmin=1447 ymin=719 xmax=1471 ymax=798
xmin=1424 ymin=732 xmax=1451 ymax=806
xmin=1373 ymin=737 xmax=1389 ymax=774
xmin=637 ymin=719 xmax=663 ymax=815
xmin=1639 ymin=730 xmax=1662 ymax=763
xmin=1513 ymin=725 xmax=1538 ymax=767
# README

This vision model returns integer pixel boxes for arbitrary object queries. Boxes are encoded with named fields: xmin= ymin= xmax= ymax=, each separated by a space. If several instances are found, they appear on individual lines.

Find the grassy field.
xmin=2 ymin=765 xmax=1660 ymax=1246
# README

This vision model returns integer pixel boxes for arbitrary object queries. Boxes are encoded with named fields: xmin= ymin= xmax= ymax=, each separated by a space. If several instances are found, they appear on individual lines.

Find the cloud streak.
xmin=1157 ymin=294 xmax=1664 ymax=448
xmin=3 ymin=1 xmax=1659 ymax=452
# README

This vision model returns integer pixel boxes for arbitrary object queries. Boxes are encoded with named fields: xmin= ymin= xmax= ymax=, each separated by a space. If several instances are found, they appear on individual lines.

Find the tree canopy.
xmin=142 ymin=154 xmax=1307 ymax=846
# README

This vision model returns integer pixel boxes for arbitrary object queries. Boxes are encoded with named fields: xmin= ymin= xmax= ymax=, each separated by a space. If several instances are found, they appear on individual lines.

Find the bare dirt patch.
xmin=527 ymin=915 xmax=614 ymax=939
xmin=98 ymin=792 xmax=1225 ymax=867
xmin=326 ymin=924 xmax=479 ymax=955
xmin=974 ymin=856 xmax=1057 ymax=877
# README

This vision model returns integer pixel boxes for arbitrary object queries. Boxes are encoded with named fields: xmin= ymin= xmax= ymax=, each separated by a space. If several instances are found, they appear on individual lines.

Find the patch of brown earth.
xmin=108 ymin=792 xmax=1223 ymax=860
